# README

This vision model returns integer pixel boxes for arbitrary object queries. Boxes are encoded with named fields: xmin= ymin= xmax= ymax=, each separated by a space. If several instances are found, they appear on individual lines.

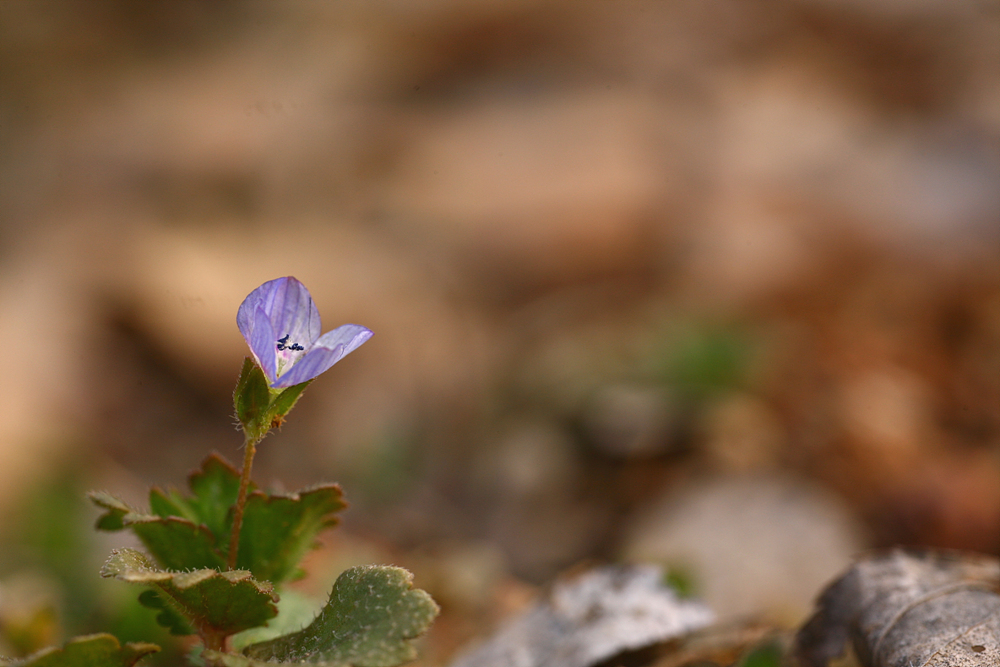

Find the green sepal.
xmin=266 ymin=381 xmax=312 ymax=429
xmin=234 ymin=358 xmax=271 ymax=440
xmin=234 ymin=358 xmax=314 ymax=440
xmin=138 ymin=590 xmax=194 ymax=636
xmin=1 ymin=633 xmax=159 ymax=667
xmin=101 ymin=549 xmax=278 ymax=638
xmin=203 ymin=565 xmax=438 ymax=667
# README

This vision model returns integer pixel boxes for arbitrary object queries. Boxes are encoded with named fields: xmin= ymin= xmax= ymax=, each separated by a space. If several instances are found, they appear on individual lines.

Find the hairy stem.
xmin=202 ymin=629 xmax=227 ymax=653
xmin=227 ymin=434 xmax=258 ymax=570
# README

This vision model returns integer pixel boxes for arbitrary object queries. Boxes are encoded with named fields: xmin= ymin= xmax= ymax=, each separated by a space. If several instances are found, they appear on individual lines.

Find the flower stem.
xmin=227 ymin=434 xmax=258 ymax=570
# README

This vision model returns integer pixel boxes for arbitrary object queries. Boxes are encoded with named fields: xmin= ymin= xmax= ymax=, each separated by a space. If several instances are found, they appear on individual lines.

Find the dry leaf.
xmin=795 ymin=549 xmax=1000 ymax=667
xmin=449 ymin=565 xmax=714 ymax=667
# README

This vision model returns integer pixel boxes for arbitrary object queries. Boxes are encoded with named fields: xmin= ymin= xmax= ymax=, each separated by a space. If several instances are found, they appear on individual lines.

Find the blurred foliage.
xmin=735 ymin=639 xmax=785 ymax=667
xmin=662 ymin=564 xmax=700 ymax=601
xmin=656 ymin=324 xmax=754 ymax=402
xmin=0 ymin=463 xmax=183 ymax=665
xmin=1 ymin=469 xmax=93 ymax=628
xmin=0 ymin=633 xmax=159 ymax=667
xmin=0 ymin=597 xmax=58 ymax=658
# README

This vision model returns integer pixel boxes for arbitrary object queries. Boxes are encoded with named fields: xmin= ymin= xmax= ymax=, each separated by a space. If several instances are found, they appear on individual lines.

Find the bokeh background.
xmin=1 ymin=0 xmax=999 ymax=663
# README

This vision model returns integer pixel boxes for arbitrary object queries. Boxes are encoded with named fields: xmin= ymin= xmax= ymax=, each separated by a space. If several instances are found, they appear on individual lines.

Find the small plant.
xmin=5 ymin=277 xmax=438 ymax=667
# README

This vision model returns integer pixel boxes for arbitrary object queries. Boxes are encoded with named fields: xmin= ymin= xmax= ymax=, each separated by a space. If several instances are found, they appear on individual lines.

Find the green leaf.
xmin=736 ymin=639 xmax=784 ymax=667
xmin=138 ymin=590 xmax=194 ymax=636
xmin=229 ymin=589 xmax=322 ymax=651
xmin=147 ymin=487 xmax=188 ymax=520
xmin=660 ymin=324 xmax=752 ymax=399
xmin=212 ymin=565 xmax=438 ymax=667
xmin=237 ymin=484 xmax=346 ymax=584
xmin=149 ymin=454 xmax=246 ymax=540
xmin=197 ymin=653 xmax=261 ymax=667
xmin=90 ymin=456 xmax=247 ymax=571
xmin=91 ymin=491 xmax=226 ymax=570
xmin=89 ymin=491 xmax=132 ymax=531
xmin=234 ymin=358 xmax=272 ymax=440
xmin=3 ymin=633 xmax=159 ymax=667
xmin=91 ymin=455 xmax=344 ymax=581
xmin=125 ymin=515 xmax=228 ymax=571
xmin=101 ymin=549 xmax=278 ymax=638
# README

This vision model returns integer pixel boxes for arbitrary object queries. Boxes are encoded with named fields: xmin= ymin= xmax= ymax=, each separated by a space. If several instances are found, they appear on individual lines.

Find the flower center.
xmin=275 ymin=334 xmax=305 ymax=377
xmin=276 ymin=334 xmax=305 ymax=352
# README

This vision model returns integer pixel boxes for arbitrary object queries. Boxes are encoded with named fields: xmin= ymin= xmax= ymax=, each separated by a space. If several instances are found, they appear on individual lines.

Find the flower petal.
xmin=313 ymin=324 xmax=374 ymax=355
xmin=237 ymin=283 xmax=268 ymax=344
xmin=271 ymin=324 xmax=372 ymax=388
xmin=249 ymin=306 xmax=278 ymax=382
xmin=263 ymin=277 xmax=321 ymax=347
xmin=272 ymin=346 xmax=344 ymax=388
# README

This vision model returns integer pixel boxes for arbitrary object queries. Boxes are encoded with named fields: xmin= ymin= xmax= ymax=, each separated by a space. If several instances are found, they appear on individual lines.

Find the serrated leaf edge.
xmin=242 ymin=565 xmax=439 ymax=665
xmin=103 ymin=549 xmax=279 ymax=643
xmin=90 ymin=492 xmax=218 ymax=539
xmin=246 ymin=483 xmax=346 ymax=516
xmin=191 ymin=453 xmax=244 ymax=483
xmin=101 ymin=549 xmax=275 ymax=596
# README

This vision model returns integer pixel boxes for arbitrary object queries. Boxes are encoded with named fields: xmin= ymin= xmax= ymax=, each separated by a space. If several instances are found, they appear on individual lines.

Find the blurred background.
xmin=1 ymin=0 xmax=999 ymax=663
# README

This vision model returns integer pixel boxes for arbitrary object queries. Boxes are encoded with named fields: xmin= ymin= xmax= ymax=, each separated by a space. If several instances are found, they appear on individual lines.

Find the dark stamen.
xmin=276 ymin=334 xmax=304 ymax=352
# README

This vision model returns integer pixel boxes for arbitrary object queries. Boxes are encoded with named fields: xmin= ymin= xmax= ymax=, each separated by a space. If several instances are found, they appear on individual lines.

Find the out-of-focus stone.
xmin=623 ymin=474 xmax=865 ymax=625
xmin=480 ymin=420 xmax=582 ymax=498
xmin=582 ymin=383 xmax=679 ymax=458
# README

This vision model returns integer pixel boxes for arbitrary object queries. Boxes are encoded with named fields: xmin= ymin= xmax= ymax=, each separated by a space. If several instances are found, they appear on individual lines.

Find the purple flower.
xmin=237 ymin=277 xmax=372 ymax=388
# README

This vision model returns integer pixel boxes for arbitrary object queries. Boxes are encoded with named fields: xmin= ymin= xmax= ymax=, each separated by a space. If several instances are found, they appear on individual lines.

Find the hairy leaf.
xmin=91 ymin=455 xmax=343 ymax=581
xmin=236 ymin=484 xmax=345 ymax=584
xmin=202 ymin=565 xmax=438 ymax=667
xmin=138 ymin=590 xmax=194 ymax=636
xmin=2 ymin=633 xmax=158 ymax=667
xmin=149 ymin=453 xmax=245 ymax=540
xmin=91 ymin=490 xmax=226 ymax=570
xmin=89 ymin=492 xmax=132 ymax=531
xmin=90 ymin=456 xmax=239 ymax=571
xmin=125 ymin=515 xmax=228 ymax=571
xmin=101 ymin=549 xmax=278 ymax=638
xmin=230 ymin=590 xmax=324 ymax=651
